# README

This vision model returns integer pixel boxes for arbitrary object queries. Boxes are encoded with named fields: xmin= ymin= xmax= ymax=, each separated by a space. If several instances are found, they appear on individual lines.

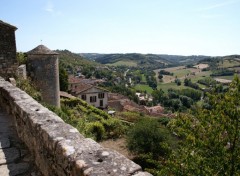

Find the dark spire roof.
xmin=27 ymin=45 xmax=58 ymax=55
xmin=0 ymin=20 xmax=17 ymax=30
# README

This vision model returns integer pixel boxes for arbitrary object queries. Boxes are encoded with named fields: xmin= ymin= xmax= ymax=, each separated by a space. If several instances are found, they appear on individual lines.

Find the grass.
xmin=134 ymin=84 xmax=153 ymax=94
xmin=157 ymin=82 xmax=189 ymax=92
xmin=214 ymin=75 xmax=240 ymax=80
xmin=172 ymin=69 xmax=191 ymax=78
xmin=218 ymin=59 xmax=240 ymax=68
xmin=141 ymin=74 xmax=146 ymax=82
xmin=107 ymin=60 xmax=137 ymax=67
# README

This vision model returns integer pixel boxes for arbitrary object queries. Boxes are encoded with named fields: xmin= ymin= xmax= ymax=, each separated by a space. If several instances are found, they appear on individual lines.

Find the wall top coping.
xmin=27 ymin=45 xmax=58 ymax=55
xmin=0 ymin=20 xmax=17 ymax=30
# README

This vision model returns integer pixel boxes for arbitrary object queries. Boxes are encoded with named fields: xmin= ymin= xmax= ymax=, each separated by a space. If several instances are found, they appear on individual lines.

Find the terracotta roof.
xmin=0 ymin=20 xmax=17 ymax=30
xmin=74 ymin=83 xmax=93 ymax=94
xmin=60 ymin=91 xmax=75 ymax=99
xmin=68 ymin=76 xmax=83 ymax=84
xmin=68 ymin=76 xmax=105 ymax=85
xmin=27 ymin=45 xmax=58 ymax=55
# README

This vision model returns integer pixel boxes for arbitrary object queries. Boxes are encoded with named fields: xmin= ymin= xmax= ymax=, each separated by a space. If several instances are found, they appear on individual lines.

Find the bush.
xmin=127 ymin=118 xmax=169 ymax=158
xmin=16 ymin=78 xmax=42 ymax=101
xmin=85 ymin=121 xmax=106 ymax=141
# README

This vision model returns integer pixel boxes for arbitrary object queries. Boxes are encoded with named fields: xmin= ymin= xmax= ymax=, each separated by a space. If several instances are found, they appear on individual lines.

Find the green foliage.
xmin=184 ymin=78 xmax=200 ymax=90
xmin=133 ymin=153 xmax=163 ymax=175
xmin=94 ymin=53 xmax=167 ymax=69
xmin=85 ymin=121 xmax=106 ymax=141
xmin=59 ymin=64 xmax=69 ymax=91
xmin=127 ymin=118 xmax=169 ymax=158
xmin=162 ymin=75 xmax=240 ymax=175
xmin=17 ymin=52 xmax=27 ymax=65
xmin=211 ymin=68 xmax=235 ymax=76
xmin=118 ymin=111 xmax=144 ymax=122
xmin=152 ymin=88 xmax=201 ymax=112
xmin=16 ymin=78 xmax=42 ymax=101
xmin=51 ymin=98 xmax=126 ymax=141
xmin=57 ymin=50 xmax=98 ymax=75
xmin=175 ymin=78 xmax=181 ymax=86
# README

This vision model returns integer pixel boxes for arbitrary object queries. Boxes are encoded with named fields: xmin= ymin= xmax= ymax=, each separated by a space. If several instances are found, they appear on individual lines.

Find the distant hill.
xmin=80 ymin=53 xmax=172 ymax=69
xmin=56 ymin=50 xmax=99 ymax=73
xmin=158 ymin=54 xmax=209 ymax=64
xmin=80 ymin=53 xmax=210 ymax=68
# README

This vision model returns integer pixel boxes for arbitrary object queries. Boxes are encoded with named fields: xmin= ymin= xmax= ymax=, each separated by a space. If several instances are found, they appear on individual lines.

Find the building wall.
xmin=78 ymin=87 xmax=108 ymax=108
xmin=27 ymin=54 xmax=60 ymax=107
xmin=0 ymin=22 xmax=18 ymax=78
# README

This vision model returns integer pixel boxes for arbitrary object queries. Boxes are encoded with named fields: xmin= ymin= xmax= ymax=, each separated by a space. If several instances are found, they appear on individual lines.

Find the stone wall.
xmin=27 ymin=45 xmax=60 ymax=107
xmin=0 ymin=77 xmax=151 ymax=176
xmin=0 ymin=21 xmax=18 ymax=79
xmin=27 ymin=54 xmax=60 ymax=107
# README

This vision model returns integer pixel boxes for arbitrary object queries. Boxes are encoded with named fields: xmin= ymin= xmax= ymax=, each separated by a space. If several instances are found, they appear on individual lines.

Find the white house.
xmin=72 ymin=83 xmax=108 ymax=109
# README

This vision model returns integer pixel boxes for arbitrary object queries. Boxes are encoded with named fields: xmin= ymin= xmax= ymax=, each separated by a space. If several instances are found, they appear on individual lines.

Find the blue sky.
xmin=1 ymin=0 xmax=240 ymax=56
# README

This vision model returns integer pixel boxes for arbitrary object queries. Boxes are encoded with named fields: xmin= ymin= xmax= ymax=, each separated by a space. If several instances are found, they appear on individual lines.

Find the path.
xmin=0 ymin=106 xmax=41 ymax=176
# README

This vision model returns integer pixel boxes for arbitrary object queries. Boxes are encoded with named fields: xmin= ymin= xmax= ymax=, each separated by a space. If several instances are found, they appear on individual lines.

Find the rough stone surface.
xmin=0 ymin=138 xmax=10 ymax=149
xmin=0 ymin=77 xmax=152 ymax=176
xmin=0 ymin=20 xmax=18 ymax=79
xmin=0 ymin=103 xmax=41 ymax=176
xmin=27 ymin=45 xmax=60 ymax=107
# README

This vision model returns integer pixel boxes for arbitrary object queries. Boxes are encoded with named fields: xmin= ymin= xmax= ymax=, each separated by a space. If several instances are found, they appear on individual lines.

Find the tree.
xmin=161 ymin=75 xmax=240 ymax=175
xmin=127 ymin=118 xmax=169 ymax=158
xmin=59 ymin=65 xmax=69 ymax=91
xmin=17 ymin=52 xmax=27 ymax=65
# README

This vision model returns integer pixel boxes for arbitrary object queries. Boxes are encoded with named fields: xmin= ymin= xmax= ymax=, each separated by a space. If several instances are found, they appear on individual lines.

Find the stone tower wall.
xmin=28 ymin=54 xmax=60 ymax=107
xmin=0 ymin=21 xmax=18 ymax=79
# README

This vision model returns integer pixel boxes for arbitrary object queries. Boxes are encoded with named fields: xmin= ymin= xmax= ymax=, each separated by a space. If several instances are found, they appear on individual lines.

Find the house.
xmin=68 ymin=75 xmax=105 ymax=91
xmin=71 ymin=83 xmax=108 ymax=109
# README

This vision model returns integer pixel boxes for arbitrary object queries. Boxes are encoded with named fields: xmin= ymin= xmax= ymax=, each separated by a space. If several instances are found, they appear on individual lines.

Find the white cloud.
xmin=199 ymin=0 xmax=240 ymax=11
xmin=200 ymin=14 xmax=223 ymax=19
xmin=45 ymin=1 xmax=54 ymax=12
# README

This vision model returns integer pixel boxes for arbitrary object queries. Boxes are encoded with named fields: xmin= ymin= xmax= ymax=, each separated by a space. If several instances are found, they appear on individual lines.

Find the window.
xmin=90 ymin=96 xmax=97 ymax=103
xmin=81 ymin=94 xmax=86 ymax=100
xmin=98 ymin=93 xmax=105 ymax=99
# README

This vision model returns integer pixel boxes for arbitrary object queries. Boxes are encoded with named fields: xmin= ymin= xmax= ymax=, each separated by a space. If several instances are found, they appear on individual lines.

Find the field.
xmin=218 ymin=59 xmax=240 ymax=68
xmin=155 ymin=66 xmax=211 ymax=83
xmin=154 ymin=66 xmax=213 ymax=92
xmin=134 ymin=59 xmax=240 ymax=94
xmin=107 ymin=60 xmax=138 ymax=67
xmin=134 ymin=84 xmax=153 ymax=94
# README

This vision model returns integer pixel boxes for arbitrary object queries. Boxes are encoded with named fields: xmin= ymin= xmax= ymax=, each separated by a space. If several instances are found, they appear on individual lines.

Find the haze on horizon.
xmin=1 ymin=0 xmax=240 ymax=56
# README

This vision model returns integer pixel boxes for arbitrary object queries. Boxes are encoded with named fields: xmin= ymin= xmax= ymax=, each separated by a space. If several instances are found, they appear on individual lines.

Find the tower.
xmin=27 ymin=45 xmax=60 ymax=107
xmin=0 ymin=20 xmax=18 ymax=79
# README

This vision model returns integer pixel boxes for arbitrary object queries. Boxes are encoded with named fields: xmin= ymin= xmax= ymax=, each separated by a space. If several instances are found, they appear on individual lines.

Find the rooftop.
xmin=27 ymin=45 xmax=58 ymax=55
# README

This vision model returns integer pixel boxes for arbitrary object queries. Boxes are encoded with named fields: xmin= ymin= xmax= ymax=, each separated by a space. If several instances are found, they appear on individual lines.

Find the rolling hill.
xmin=81 ymin=53 xmax=211 ymax=68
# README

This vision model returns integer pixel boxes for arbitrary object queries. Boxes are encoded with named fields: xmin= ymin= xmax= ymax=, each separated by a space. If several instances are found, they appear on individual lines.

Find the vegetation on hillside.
xmin=93 ymin=53 xmax=168 ymax=69
xmin=47 ymin=98 xmax=126 ymax=141
xmin=160 ymin=75 xmax=240 ymax=175
xmin=56 ymin=50 xmax=99 ymax=75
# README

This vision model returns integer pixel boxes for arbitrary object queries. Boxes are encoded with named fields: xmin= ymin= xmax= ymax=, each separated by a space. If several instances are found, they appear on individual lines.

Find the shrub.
xmin=127 ymin=118 xmax=169 ymax=158
xmin=85 ymin=121 xmax=106 ymax=141
xmin=16 ymin=78 xmax=42 ymax=101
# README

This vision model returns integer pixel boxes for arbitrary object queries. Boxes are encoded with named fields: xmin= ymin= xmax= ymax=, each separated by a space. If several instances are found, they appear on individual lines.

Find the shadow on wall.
xmin=0 ymin=106 xmax=40 ymax=175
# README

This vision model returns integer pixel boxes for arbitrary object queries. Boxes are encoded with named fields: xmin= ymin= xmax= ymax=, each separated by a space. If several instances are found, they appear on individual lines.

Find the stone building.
xmin=27 ymin=45 xmax=60 ymax=107
xmin=0 ymin=20 xmax=18 ymax=79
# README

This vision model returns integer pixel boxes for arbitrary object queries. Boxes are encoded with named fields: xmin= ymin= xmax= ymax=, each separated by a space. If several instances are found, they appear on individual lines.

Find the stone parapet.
xmin=0 ymin=77 xmax=151 ymax=176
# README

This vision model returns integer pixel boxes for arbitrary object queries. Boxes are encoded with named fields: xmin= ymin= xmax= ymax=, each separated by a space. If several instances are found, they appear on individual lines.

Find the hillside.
xmin=81 ymin=53 xmax=211 ymax=68
xmin=159 ymin=54 xmax=209 ymax=65
xmin=81 ymin=53 xmax=171 ymax=68
xmin=56 ymin=50 xmax=100 ymax=73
